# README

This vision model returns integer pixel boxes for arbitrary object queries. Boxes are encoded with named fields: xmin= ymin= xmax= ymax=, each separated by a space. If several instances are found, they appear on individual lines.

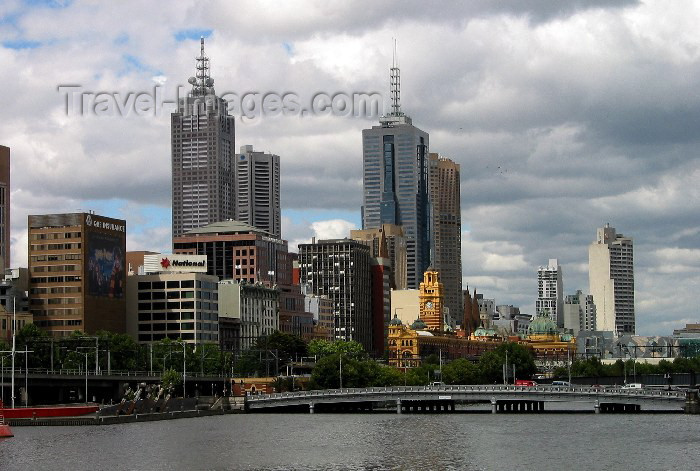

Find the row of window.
xmin=32 ymin=254 xmax=81 ymax=262
xmin=136 ymin=301 xmax=217 ymax=311
xmin=138 ymin=311 xmax=217 ymax=321
xmin=30 ymin=243 xmax=82 ymax=250
xmin=31 ymin=232 xmax=81 ymax=240
xmin=138 ymin=321 xmax=217 ymax=332
xmin=30 ymin=276 xmax=82 ymax=283
xmin=138 ymin=332 xmax=218 ymax=342
xmin=34 ymin=319 xmax=82 ymax=327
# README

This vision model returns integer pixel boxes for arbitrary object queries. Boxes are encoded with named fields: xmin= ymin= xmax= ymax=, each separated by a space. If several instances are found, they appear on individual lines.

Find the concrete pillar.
xmin=491 ymin=398 xmax=497 ymax=414
xmin=396 ymin=399 xmax=402 ymax=414
xmin=595 ymin=400 xmax=600 ymax=414
xmin=309 ymin=402 xmax=314 ymax=414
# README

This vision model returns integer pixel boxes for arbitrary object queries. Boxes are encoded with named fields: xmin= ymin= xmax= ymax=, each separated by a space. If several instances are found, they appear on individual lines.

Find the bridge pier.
xmin=491 ymin=398 xmax=497 ymax=414
xmin=309 ymin=402 xmax=314 ymax=414
xmin=685 ymin=390 xmax=700 ymax=414
xmin=595 ymin=400 xmax=600 ymax=414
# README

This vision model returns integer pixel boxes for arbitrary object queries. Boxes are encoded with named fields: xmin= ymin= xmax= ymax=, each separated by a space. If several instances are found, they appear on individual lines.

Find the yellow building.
xmin=419 ymin=268 xmax=443 ymax=332
xmin=521 ymin=313 xmax=576 ymax=360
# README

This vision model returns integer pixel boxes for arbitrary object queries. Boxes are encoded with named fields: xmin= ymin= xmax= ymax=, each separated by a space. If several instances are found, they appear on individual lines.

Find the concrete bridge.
xmin=245 ymin=384 xmax=687 ymax=414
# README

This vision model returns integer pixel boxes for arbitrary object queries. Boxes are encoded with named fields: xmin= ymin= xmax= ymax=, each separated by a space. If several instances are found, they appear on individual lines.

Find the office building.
xmin=351 ymin=224 xmax=407 ymax=290
xmin=536 ymin=259 xmax=563 ymax=327
xmin=361 ymin=57 xmax=430 ymax=290
xmin=428 ymin=153 xmax=462 ymax=325
xmin=370 ymin=256 xmax=391 ymax=356
xmin=563 ymin=290 xmax=596 ymax=335
xmin=278 ymin=284 xmax=314 ymax=340
xmin=298 ymin=239 xmax=372 ymax=351
xmin=235 ymin=145 xmax=281 ymax=239
xmin=218 ymin=279 xmax=279 ymax=354
xmin=126 ymin=269 xmax=220 ymax=344
xmin=28 ymin=212 xmax=126 ymax=336
xmin=303 ymin=289 xmax=335 ymax=341
xmin=0 ymin=145 xmax=9 ymax=274
xmin=589 ymin=224 xmax=635 ymax=334
xmin=390 ymin=289 xmax=419 ymax=326
xmin=173 ymin=220 xmax=292 ymax=286
xmin=171 ymin=38 xmax=235 ymax=240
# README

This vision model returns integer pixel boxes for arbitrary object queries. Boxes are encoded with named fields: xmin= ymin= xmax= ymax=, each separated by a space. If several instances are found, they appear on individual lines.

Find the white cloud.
xmin=1 ymin=0 xmax=699 ymax=335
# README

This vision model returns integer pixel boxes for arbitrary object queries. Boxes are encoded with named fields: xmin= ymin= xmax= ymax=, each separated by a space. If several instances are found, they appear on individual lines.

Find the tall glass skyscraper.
xmin=361 ymin=60 xmax=430 ymax=289
xmin=171 ymin=38 xmax=235 ymax=242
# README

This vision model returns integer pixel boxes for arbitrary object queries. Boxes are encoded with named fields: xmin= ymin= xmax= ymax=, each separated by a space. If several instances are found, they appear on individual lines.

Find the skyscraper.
xmin=0 ymin=145 xmax=9 ymax=274
xmin=361 ymin=54 xmax=429 ymax=289
xmin=235 ymin=145 xmax=281 ymax=238
xmin=298 ymin=239 xmax=372 ymax=351
xmin=536 ymin=259 xmax=563 ymax=327
xmin=589 ymin=224 xmax=635 ymax=334
xmin=428 ymin=153 xmax=462 ymax=326
xmin=350 ymin=223 xmax=407 ymax=290
xmin=171 ymin=38 xmax=235 ymax=241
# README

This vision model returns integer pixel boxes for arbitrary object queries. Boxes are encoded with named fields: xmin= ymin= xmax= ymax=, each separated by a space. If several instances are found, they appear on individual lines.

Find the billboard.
xmin=143 ymin=254 xmax=207 ymax=273
xmin=87 ymin=232 xmax=125 ymax=298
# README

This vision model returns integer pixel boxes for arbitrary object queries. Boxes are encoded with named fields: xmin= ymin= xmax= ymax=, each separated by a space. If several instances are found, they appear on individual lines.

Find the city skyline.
xmin=2 ymin=1 xmax=700 ymax=335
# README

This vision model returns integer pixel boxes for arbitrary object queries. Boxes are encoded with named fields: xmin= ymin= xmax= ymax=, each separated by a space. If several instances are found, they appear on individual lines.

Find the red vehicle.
xmin=515 ymin=380 xmax=537 ymax=387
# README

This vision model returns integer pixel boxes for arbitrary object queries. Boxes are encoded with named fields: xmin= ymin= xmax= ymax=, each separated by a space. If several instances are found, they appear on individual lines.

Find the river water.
xmin=1 ymin=412 xmax=699 ymax=470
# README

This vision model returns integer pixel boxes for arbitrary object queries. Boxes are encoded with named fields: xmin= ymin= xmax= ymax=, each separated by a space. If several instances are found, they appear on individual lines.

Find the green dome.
xmin=528 ymin=315 xmax=558 ymax=335
xmin=390 ymin=315 xmax=403 ymax=326
xmin=474 ymin=327 xmax=496 ymax=337
xmin=410 ymin=318 xmax=427 ymax=330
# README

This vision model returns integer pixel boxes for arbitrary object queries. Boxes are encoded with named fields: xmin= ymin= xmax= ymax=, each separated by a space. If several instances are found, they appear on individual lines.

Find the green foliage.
xmin=307 ymin=339 xmax=366 ymax=360
xmin=442 ymin=358 xmax=482 ymax=385
xmin=255 ymin=331 xmax=307 ymax=363
xmin=161 ymin=368 xmax=182 ymax=392
xmin=478 ymin=342 xmax=536 ymax=383
xmin=554 ymin=355 xmax=700 ymax=379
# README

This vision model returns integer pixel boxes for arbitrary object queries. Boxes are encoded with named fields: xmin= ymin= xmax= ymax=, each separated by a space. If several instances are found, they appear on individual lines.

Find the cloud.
xmin=1 ymin=0 xmax=699 ymax=336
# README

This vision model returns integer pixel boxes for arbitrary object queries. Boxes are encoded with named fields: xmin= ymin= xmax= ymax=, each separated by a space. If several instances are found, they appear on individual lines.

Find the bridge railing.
xmin=246 ymin=384 xmax=685 ymax=402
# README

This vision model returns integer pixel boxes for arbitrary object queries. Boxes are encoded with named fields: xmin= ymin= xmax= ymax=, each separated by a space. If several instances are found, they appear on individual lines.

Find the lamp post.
xmin=177 ymin=341 xmax=186 ymax=398
xmin=339 ymin=353 xmax=343 ymax=389
xmin=11 ymin=298 xmax=16 ymax=408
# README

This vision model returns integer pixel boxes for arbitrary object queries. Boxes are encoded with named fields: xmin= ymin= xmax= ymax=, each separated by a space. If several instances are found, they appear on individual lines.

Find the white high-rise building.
xmin=589 ymin=224 xmax=635 ymax=334
xmin=536 ymin=259 xmax=563 ymax=327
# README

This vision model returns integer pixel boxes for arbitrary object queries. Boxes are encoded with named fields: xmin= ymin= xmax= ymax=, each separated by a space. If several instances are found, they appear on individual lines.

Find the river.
xmin=1 ymin=412 xmax=699 ymax=470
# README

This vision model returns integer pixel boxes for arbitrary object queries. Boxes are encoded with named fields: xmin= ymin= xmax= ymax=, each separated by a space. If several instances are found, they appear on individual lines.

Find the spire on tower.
xmin=390 ymin=38 xmax=402 ymax=117
xmin=380 ymin=39 xmax=411 ymax=126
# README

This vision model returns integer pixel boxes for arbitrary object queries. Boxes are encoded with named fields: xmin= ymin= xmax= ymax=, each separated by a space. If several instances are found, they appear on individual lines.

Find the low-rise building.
xmin=126 ymin=270 xmax=220 ymax=344
xmin=218 ymin=280 xmax=279 ymax=354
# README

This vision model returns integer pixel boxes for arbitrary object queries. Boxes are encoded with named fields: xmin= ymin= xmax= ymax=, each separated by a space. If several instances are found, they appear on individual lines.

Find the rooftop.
xmin=183 ymin=220 xmax=273 ymax=237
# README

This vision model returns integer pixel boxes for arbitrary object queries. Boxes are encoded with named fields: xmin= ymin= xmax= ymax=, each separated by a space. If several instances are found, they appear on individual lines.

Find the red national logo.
xmin=160 ymin=258 xmax=171 ymax=269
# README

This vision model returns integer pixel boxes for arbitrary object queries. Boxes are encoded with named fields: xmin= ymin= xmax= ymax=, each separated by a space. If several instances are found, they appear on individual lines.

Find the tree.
xmin=478 ymin=342 xmax=536 ymax=383
xmin=307 ymin=339 xmax=366 ymax=360
xmin=442 ymin=358 xmax=481 ymax=385
xmin=255 ymin=331 xmax=307 ymax=363
xmin=161 ymin=368 xmax=182 ymax=394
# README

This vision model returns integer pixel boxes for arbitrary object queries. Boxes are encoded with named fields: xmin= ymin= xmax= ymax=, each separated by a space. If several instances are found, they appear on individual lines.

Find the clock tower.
xmin=419 ymin=268 xmax=444 ymax=332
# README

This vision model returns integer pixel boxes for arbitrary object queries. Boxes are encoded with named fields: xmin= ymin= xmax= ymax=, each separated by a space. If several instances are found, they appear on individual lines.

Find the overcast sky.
xmin=1 ymin=0 xmax=699 ymax=335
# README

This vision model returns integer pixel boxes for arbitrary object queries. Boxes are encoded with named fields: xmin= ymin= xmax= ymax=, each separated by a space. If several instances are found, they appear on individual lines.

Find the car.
xmin=551 ymin=380 xmax=571 ymax=387
xmin=515 ymin=380 xmax=537 ymax=387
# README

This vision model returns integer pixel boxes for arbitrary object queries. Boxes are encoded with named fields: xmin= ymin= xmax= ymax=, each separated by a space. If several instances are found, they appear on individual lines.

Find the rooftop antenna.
xmin=390 ymin=38 xmax=402 ymax=117
xmin=187 ymin=36 xmax=214 ymax=97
